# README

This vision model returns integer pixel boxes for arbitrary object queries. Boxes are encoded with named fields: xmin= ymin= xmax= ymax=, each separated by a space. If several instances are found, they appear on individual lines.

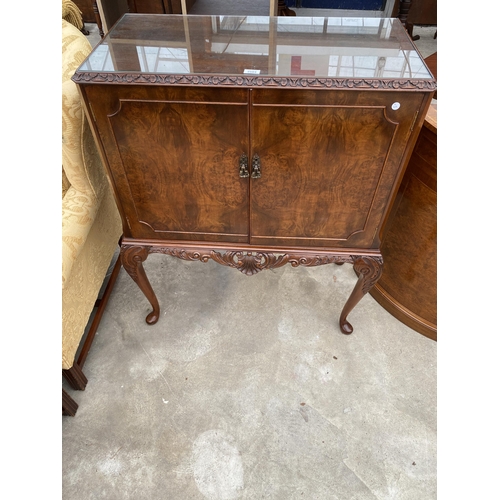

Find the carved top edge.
xmin=72 ymin=72 xmax=437 ymax=91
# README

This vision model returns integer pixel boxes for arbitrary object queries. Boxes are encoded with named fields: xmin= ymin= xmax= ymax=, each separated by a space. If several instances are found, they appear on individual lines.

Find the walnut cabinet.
xmin=74 ymin=14 xmax=436 ymax=334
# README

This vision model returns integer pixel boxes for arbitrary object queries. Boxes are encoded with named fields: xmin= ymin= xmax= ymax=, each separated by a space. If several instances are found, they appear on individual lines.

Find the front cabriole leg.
xmin=121 ymin=245 xmax=160 ymax=325
xmin=339 ymin=256 xmax=383 ymax=335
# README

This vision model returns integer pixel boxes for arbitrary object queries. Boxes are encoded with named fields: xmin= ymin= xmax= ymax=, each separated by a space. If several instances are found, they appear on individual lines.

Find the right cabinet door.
xmin=249 ymin=89 xmax=427 ymax=249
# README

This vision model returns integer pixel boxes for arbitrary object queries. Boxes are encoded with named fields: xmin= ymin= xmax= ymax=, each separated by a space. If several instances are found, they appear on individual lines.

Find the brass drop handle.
xmin=239 ymin=154 xmax=249 ymax=178
xmin=251 ymin=154 xmax=261 ymax=179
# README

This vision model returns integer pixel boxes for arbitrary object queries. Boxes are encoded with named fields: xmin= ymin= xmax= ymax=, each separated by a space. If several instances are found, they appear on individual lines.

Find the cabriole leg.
xmin=121 ymin=245 xmax=160 ymax=325
xmin=339 ymin=256 xmax=383 ymax=334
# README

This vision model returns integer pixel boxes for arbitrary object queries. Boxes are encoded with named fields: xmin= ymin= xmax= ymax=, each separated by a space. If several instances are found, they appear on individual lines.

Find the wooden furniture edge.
xmin=73 ymin=72 xmax=438 ymax=90
xmin=369 ymin=282 xmax=437 ymax=341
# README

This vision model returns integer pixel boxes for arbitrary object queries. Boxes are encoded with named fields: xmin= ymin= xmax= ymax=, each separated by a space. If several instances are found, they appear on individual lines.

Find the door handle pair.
xmin=239 ymin=154 xmax=261 ymax=179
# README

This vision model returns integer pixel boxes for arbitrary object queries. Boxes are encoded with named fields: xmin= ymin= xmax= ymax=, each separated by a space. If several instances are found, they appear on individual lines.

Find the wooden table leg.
xmin=93 ymin=1 xmax=105 ymax=38
xmin=63 ymin=362 xmax=88 ymax=390
xmin=397 ymin=0 xmax=412 ymax=28
xmin=339 ymin=256 xmax=383 ymax=334
xmin=121 ymin=245 xmax=160 ymax=325
xmin=396 ymin=0 xmax=422 ymax=40
xmin=62 ymin=389 xmax=78 ymax=416
xmin=278 ymin=0 xmax=296 ymax=16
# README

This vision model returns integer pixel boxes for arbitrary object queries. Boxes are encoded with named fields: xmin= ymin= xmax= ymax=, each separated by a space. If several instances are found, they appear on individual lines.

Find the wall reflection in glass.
xmin=78 ymin=15 xmax=432 ymax=81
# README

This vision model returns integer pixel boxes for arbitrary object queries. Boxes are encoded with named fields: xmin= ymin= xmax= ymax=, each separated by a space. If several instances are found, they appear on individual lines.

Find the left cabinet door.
xmin=84 ymin=85 xmax=250 ymax=243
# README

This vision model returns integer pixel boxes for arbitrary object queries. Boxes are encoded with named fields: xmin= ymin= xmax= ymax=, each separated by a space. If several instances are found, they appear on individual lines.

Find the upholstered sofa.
xmin=62 ymin=10 xmax=122 ymax=413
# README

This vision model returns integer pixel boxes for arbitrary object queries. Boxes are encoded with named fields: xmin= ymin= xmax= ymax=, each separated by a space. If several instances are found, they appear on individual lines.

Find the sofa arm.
xmin=62 ymin=20 xmax=108 ymax=201
xmin=62 ymin=185 xmax=100 ymax=288
xmin=62 ymin=18 xmax=113 ymax=286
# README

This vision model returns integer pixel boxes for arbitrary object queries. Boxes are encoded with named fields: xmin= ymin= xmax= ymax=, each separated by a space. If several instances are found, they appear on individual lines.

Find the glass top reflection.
xmin=77 ymin=14 xmax=433 ymax=81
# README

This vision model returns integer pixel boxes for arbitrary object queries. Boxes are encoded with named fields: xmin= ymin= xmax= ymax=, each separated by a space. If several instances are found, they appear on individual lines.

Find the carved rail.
xmin=73 ymin=72 xmax=437 ymax=91
xmin=121 ymin=244 xmax=383 ymax=334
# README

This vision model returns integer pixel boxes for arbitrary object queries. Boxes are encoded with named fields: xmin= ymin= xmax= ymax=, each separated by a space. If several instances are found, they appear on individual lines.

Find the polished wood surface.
xmin=75 ymin=15 xmax=435 ymax=335
xmin=87 ymin=86 xmax=250 ymax=243
xmin=369 ymin=102 xmax=437 ymax=340
xmin=72 ymin=0 xmax=97 ymax=23
xmin=86 ymin=83 xmax=427 ymax=251
xmin=406 ymin=0 xmax=437 ymax=39
xmin=250 ymin=89 xmax=425 ymax=249
xmin=393 ymin=0 xmax=437 ymax=39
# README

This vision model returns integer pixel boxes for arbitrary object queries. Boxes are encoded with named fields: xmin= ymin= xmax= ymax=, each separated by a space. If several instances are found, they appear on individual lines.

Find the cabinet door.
xmin=85 ymin=86 xmax=250 ymax=243
xmin=250 ymin=89 xmax=427 ymax=249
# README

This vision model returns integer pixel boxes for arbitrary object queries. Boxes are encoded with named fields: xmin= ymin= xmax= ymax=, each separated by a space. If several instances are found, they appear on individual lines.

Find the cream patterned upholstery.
xmin=62 ymin=17 xmax=122 ymax=371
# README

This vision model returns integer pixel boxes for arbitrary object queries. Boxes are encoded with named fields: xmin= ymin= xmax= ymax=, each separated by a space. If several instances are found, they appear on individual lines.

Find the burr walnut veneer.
xmin=74 ymin=14 xmax=436 ymax=334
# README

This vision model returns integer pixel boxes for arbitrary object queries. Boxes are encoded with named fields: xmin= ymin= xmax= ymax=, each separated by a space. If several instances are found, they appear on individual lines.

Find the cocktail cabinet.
xmin=74 ymin=14 xmax=436 ymax=334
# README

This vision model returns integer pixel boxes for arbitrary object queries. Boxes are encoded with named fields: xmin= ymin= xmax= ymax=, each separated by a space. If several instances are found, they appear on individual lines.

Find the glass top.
xmin=76 ymin=14 xmax=433 ymax=82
